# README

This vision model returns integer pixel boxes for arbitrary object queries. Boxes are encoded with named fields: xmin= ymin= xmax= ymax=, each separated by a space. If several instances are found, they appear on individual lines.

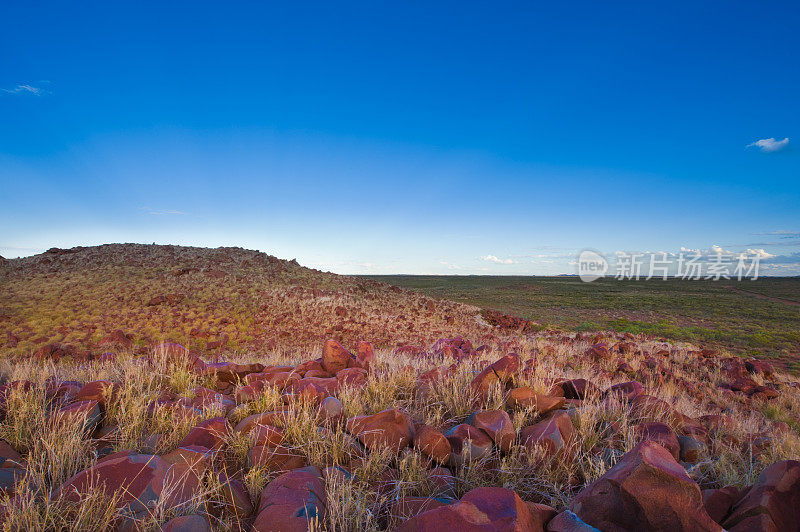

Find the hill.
xmin=0 ymin=244 xmax=492 ymax=358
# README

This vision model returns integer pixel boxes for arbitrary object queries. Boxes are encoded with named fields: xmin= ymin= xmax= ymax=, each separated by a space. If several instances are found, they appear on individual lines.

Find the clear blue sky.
xmin=2 ymin=1 xmax=798 ymax=274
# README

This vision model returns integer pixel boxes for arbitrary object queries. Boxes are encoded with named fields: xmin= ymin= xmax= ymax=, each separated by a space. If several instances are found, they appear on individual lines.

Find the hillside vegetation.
xmin=0 ymin=244 xmax=486 ymax=358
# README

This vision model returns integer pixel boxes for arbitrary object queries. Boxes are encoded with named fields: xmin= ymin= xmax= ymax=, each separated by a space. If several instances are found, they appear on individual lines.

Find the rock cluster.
xmin=0 ymin=335 xmax=795 ymax=531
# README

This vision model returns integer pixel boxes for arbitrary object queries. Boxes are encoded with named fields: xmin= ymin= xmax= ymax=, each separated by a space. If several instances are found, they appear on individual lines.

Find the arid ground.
xmin=0 ymin=245 xmax=797 ymax=531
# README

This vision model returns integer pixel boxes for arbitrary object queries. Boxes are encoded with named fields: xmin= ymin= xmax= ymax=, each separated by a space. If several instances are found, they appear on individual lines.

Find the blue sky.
xmin=1 ymin=1 xmax=798 ymax=274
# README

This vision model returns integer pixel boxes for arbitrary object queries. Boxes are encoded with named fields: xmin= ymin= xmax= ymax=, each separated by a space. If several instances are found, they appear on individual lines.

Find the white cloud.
xmin=745 ymin=248 xmax=775 ymax=259
xmin=710 ymin=244 xmax=731 ymax=254
xmin=439 ymin=261 xmax=463 ymax=270
xmin=2 ymin=84 xmax=45 ymax=96
xmin=747 ymin=137 xmax=789 ymax=153
xmin=480 ymin=254 xmax=517 ymax=264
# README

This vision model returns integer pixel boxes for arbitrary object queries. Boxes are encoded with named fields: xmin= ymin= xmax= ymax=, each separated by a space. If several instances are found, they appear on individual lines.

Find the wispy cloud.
xmin=747 ymin=137 xmax=789 ymax=153
xmin=2 ymin=84 xmax=47 ymax=96
xmin=752 ymin=230 xmax=800 ymax=238
xmin=480 ymin=254 xmax=517 ymax=264
xmin=141 ymin=207 xmax=186 ymax=216
xmin=439 ymin=260 xmax=463 ymax=270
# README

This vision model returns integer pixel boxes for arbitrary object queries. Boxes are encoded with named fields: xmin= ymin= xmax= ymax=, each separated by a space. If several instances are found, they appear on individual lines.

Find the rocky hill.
xmin=0 ymin=244 xmax=498 ymax=358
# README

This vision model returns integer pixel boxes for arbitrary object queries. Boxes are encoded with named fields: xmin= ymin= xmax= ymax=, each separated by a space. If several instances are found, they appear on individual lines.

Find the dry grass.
xmin=0 ymin=328 xmax=797 ymax=529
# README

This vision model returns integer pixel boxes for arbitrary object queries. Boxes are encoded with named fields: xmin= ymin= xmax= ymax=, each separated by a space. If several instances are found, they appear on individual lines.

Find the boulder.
xmin=398 ymin=486 xmax=549 ymax=531
xmin=470 ymin=354 xmax=520 ymax=395
xmin=702 ymin=486 xmax=739 ymax=524
xmin=520 ymin=412 xmax=575 ymax=457
xmin=444 ymin=424 xmax=493 ymax=464
xmin=356 ymin=340 xmax=376 ymax=369
xmin=178 ymin=417 xmax=229 ymax=450
xmin=678 ymin=435 xmax=706 ymax=464
xmin=322 ymin=340 xmax=354 ymax=374
xmin=252 ymin=466 xmax=326 ymax=532
xmin=249 ymin=445 xmax=306 ymax=474
xmin=413 ymin=425 xmax=451 ymax=465
xmin=346 ymin=409 xmax=414 ymax=453
xmin=635 ymin=422 xmax=680 ymax=461
xmin=388 ymin=496 xmax=454 ymax=528
xmin=506 ymin=388 xmax=565 ymax=415
xmin=604 ymin=381 xmax=644 ymax=402
xmin=54 ymin=452 xmax=204 ymax=516
xmin=570 ymin=440 xmax=720 ymax=531
xmin=54 ymin=400 xmax=102 ymax=433
xmin=467 ymin=410 xmax=515 ymax=453
xmin=722 ymin=460 xmax=800 ymax=531
xmin=74 ymin=380 xmax=115 ymax=405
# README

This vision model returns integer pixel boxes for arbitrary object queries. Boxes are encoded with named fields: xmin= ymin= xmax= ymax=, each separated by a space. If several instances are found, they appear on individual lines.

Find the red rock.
xmin=33 ymin=343 xmax=79 ymax=362
xmin=356 ymin=340 xmax=376 ymax=369
xmin=470 ymin=353 xmax=520 ymax=395
xmin=730 ymin=377 xmax=758 ymax=395
xmin=54 ymin=400 xmax=102 ymax=432
xmin=635 ymin=422 xmax=680 ymax=461
xmin=54 ymin=452 xmax=203 ymax=515
xmin=0 ymin=467 xmax=25 ymax=496
xmin=336 ymin=367 xmax=368 ymax=388
xmin=444 ymin=424 xmax=493 ymax=464
xmin=467 ymin=410 xmax=515 ymax=453
xmin=398 ymin=486 xmax=546 ymax=531
xmin=520 ymin=412 xmax=575 ymax=457
xmin=604 ymin=381 xmax=644 ymax=401
xmin=249 ymin=445 xmax=307 ymax=474
xmin=388 ymin=496 xmax=454 ymax=527
xmin=722 ymin=460 xmax=800 ymax=531
xmin=262 ymin=371 xmax=301 ymax=391
xmin=744 ymin=358 xmax=773 ymax=377
xmin=462 ymin=487 xmax=551 ymax=531
xmin=570 ymin=440 xmax=720 ymax=531
xmin=0 ymin=440 xmax=24 ymax=469
xmin=235 ymin=381 xmax=265 ymax=403
xmin=702 ymin=486 xmax=739 ymax=524
xmin=584 ymin=344 xmax=609 ymax=362
xmin=252 ymin=425 xmax=285 ymax=448
xmin=234 ymin=411 xmax=288 ymax=434
xmin=147 ymin=295 xmax=168 ymax=306
xmin=214 ymin=472 xmax=253 ymax=518
xmin=303 ymin=369 xmax=332 ymax=379
xmin=201 ymin=361 xmax=265 ymax=383
xmin=507 ymin=388 xmax=565 ymax=414
xmin=252 ymin=466 xmax=326 ymax=532
xmin=322 ymin=339 xmax=354 ymax=374
xmin=74 ymin=380 xmax=115 ymax=405
xmin=294 ymin=360 xmax=323 ymax=376
xmin=284 ymin=379 xmax=331 ymax=405
xmin=413 ymin=425 xmax=451 ymax=465
xmin=557 ymin=379 xmax=598 ymax=400
xmin=678 ymin=435 xmax=706 ymax=464
xmin=395 ymin=499 xmax=495 ymax=531
xmin=346 ymin=409 xmax=414 ymax=453
xmin=162 ymin=514 xmax=211 ymax=532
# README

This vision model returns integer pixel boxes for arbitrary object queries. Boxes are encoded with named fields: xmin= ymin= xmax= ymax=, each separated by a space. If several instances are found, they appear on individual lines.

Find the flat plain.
xmin=362 ymin=275 xmax=800 ymax=372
